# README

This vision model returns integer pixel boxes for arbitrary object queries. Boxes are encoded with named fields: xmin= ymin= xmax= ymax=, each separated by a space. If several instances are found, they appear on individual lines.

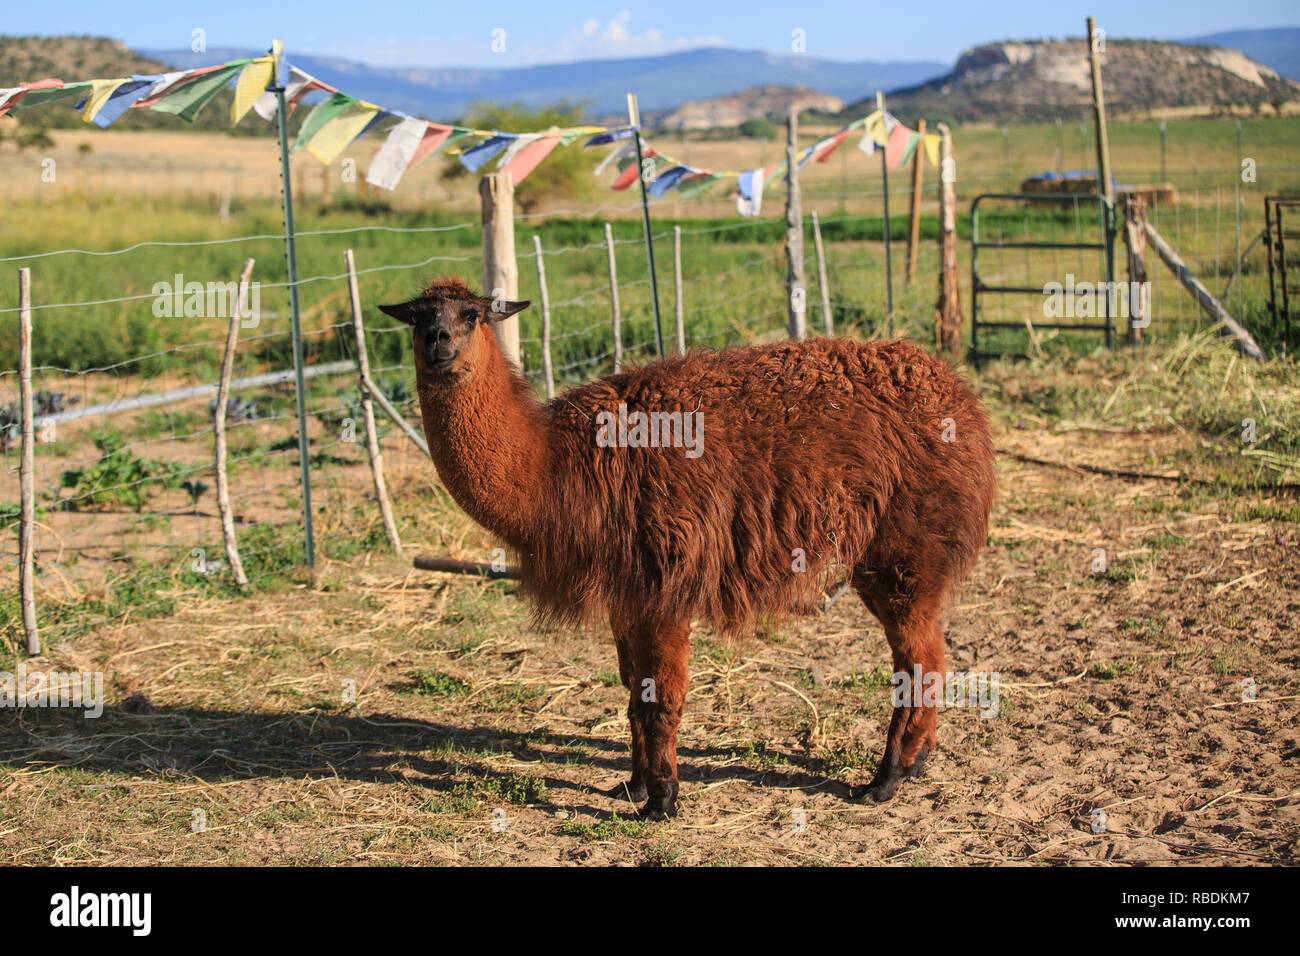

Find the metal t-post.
xmin=628 ymin=94 xmax=665 ymax=358
xmin=273 ymin=81 xmax=315 ymax=567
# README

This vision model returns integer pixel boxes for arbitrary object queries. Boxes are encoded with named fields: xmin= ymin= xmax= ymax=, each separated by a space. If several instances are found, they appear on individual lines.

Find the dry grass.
xmin=2 ymin=349 xmax=1297 ymax=864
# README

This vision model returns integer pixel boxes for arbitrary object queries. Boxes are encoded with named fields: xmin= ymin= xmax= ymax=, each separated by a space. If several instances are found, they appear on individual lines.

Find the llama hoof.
xmin=638 ymin=798 xmax=677 ymax=821
xmin=905 ymin=746 xmax=930 ymax=779
xmin=863 ymin=777 xmax=899 ymax=802
xmin=859 ymin=753 xmax=903 ymax=802
xmin=638 ymin=784 xmax=678 ymax=820
xmin=607 ymin=779 xmax=649 ymax=803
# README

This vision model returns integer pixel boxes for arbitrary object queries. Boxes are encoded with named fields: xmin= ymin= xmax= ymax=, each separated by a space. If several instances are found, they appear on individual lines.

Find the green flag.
xmin=292 ymin=93 xmax=358 ymax=152
xmin=8 ymin=82 xmax=92 ymax=112
xmin=677 ymin=173 xmax=723 ymax=200
xmin=150 ymin=63 xmax=246 ymax=123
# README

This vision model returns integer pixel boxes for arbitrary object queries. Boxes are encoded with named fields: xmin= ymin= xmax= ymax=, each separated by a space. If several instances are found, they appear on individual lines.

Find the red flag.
xmin=813 ymin=129 xmax=851 ymax=163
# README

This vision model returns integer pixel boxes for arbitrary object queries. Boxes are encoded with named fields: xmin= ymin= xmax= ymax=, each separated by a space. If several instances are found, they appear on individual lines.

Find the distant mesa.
xmin=656 ymin=85 xmax=845 ymax=131
xmin=851 ymin=37 xmax=1300 ymax=123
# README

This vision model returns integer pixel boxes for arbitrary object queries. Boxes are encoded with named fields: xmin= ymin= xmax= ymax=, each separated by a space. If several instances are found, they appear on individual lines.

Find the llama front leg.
xmin=864 ymin=616 xmax=943 ymax=802
xmin=625 ymin=618 xmax=691 ymax=819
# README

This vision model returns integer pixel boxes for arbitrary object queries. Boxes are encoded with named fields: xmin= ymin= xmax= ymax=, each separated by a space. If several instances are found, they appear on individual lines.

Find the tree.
xmin=441 ymin=101 xmax=594 ymax=213
xmin=738 ymin=117 xmax=778 ymax=141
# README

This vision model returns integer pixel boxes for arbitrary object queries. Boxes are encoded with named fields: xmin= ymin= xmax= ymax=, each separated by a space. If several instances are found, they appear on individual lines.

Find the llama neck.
xmin=416 ymin=331 xmax=551 ymax=546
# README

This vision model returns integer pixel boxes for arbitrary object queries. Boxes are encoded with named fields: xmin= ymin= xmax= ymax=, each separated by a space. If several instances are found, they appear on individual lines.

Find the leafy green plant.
xmin=58 ymin=432 xmax=174 ymax=510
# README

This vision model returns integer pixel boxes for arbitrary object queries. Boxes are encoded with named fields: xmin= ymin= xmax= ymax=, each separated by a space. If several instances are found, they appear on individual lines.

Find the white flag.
xmin=366 ymin=116 xmax=430 ymax=191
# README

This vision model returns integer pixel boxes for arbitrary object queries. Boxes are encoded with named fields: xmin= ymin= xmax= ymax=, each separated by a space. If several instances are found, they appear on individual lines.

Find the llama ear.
xmin=378 ymin=299 xmax=421 ymax=325
xmin=486 ymin=299 xmax=530 ymax=321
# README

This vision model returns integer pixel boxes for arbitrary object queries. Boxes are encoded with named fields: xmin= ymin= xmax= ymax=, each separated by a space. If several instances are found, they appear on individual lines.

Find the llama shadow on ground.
xmin=0 ymin=705 xmax=853 ymax=818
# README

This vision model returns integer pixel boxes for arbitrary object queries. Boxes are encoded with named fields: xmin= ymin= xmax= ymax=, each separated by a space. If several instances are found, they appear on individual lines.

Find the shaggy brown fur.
xmin=381 ymin=277 xmax=996 ymax=818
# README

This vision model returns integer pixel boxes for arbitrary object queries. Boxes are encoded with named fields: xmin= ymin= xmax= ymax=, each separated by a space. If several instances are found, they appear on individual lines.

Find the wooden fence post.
xmin=533 ymin=235 xmax=555 ymax=400
xmin=605 ymin=223 xmax=623 ymax=372
xmin=213 ymin=259 xmax=253 ymax=586
xmin=906 ymin=118 xmax=927 ymax=285
xmin=480 ymin=173 xmax=521 ymax=368
xmin=1087 ymin=17 xmax=1115 ymax=210
xmin=18 ymin=267 xmax=39 ymax=655
xmin=673 ymin=225 xmax=686 ymax=354
xmin=935 ymin=123 xmax=963 ymax=355
xmin=1123 ymin=198 xmax=1149 ymax=346
xmin=344 ymin=248 xmax=402 ymax=554
xmin=812 ymin=210 xmax=833 ymax=336
xmin=785 ymin=106 xmax=807 ymax=342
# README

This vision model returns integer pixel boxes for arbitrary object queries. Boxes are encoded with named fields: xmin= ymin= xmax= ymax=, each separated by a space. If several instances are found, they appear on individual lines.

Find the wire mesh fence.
xmin=0 ymin=189 xmax=936 ymax=645
xmin=1 ymin=113 xmax=1291 ymax=647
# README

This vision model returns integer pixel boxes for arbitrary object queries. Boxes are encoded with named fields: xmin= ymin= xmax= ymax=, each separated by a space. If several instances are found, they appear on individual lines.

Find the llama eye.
xmin=462 ymin=310 xmax=480 ymax=324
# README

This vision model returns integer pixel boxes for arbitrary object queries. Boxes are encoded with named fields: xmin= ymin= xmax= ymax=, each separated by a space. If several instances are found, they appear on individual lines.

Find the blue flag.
xmin=647 ymin=165 xmax=690 ymax=198
xmin=457 ymin=134 xmax=512 ymax=172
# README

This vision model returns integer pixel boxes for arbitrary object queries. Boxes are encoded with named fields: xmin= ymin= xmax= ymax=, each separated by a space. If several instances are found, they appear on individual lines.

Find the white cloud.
xmin=315 ymin=12 xmax=727 ymax=68
xmin=533 ymin=10 xmax=727 ymax=62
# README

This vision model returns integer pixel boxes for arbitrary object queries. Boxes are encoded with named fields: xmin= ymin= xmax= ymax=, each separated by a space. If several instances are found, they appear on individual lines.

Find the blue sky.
xmin=6 ymin=1 xmax=1297 ymax=67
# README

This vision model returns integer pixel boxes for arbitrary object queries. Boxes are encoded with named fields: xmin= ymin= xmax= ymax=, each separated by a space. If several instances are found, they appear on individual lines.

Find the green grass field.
xmin=1 ymin=114 xmax=1297 ymax=376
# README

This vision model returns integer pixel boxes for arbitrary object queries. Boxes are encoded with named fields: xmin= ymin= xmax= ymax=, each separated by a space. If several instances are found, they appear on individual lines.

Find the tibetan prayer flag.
xmin=611 ymin=149 xmax=658 ymax=190
xmin=366 ymin=116 xmax=431 ymax=190
xmin=885 ymin=123 xmax=918 ymax=169
xmin=305 ymin=101 xmax=380 ymax=164
xmin=356 ymin=109 xmax=390 ymax=139
xmin=87 ymin=77 xmax=156 ymax=127
xmin=134 ymin=69 xmax=209 ymax=108
xmin=585 ymin=128 xmax=635 ymax=146
xmin=150 ymin=62 xmax=243 ymax=122
xmin=231 ymin=57 xmax=275 ymax=124
xmin=457 ymin=135 xmax=512 ymax=173
xmin=865 ymin=109 xmax=889 ymax=147
xmin=676 ymin=172 xmax=722 ymax=199
xmin=1 ymin=77 xmax=70 ymax=116
xmin=496 ymin=133 xmax=542 ymax=169
xmin=252 ymin=65 xmax=336 ymax=121
xmin=595 ymin=140 xmax=636 ymax=176
xmin=7 ymin=81 xmax=91 ymax=113
xmin=923 ymin=133 xmax=941 ymax=168
xmin=611 ymin=159 xmax=641 ymax=191
xmin=411 ymin=124 xmax=461 ymax=167
xmin=858 ymin=130 xmax=878 ymax=156
xmin=292 ymin=93 xmax=357 ymax=151
xmin=498 ymin=133 xmax=562 ymax=184
xmin=646 ymin=165 xmax=690 ymax=198
xmin=80 ymin=79 xmax=130 ymax=124
xmin=737 ymin=167 xmax=767 ymax=217
xmin=813 ymin=129 xmax=850 ymax=163
xmin=0 ymin=88 xmax=26 ymax=116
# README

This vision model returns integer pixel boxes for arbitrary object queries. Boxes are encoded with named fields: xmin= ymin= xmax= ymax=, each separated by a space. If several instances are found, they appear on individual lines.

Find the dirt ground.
xmin=2 ymin=407 xmax=1296 ymax=867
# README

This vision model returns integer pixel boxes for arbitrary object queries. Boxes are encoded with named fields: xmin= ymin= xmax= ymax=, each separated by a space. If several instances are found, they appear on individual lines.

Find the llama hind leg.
xmin=608 ymin=629 xmax=648 ymax=803
xmin=622 ymin=617 xmax=691 ymax=819
xmin=854 ymin=579 xmax=945 ymax=802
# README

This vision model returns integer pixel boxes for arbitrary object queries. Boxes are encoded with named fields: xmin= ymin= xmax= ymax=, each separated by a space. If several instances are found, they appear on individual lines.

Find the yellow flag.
xmin=232 ymin=56 xmax=275 ymax=124
xmin=82 ymin=79 xmax=128 ymax=123
xmin=924 ymin=134 xmax=941 ymax=168
xmin=306 ymin=102 xmax=380 ymax=164
xmin=865 ymin=109 xmax=889 ymax=147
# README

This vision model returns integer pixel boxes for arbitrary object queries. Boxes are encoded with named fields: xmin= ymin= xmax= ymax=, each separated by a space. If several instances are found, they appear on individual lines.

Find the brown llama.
xmin=381 ymin=277 xmax=996 ymax=819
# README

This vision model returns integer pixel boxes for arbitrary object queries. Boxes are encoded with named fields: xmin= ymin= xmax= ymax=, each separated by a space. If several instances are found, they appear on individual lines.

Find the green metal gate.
xmin=970 ymin=192 xmax=1116 ymax=364
xmin=1265 ymin=195 xmax=1300 ymax=349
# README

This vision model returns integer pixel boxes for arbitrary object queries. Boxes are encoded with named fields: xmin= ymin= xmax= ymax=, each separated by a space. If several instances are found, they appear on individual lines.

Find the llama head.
xmin=379 ymin=277 xmax=529 ymax=384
